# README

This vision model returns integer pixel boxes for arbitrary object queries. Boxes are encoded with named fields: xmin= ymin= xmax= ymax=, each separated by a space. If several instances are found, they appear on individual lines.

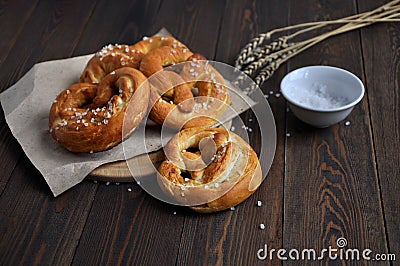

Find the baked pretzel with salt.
xmin=157 ymin=127 xmax=262 ymax=213
xmin=49 ymin=67 xmax=149 ymax=153
xmin=80 ymin=44 xmax=144 ymax=83
xmin=80 ymin=36 xmax=188 ymax=83
xmin=143 ymin=52 xmax=230 ymax=129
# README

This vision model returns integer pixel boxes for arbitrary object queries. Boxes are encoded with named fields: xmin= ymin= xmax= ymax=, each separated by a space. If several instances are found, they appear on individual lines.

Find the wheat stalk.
xmin=235 ymin=0 xmax=400 ymax=90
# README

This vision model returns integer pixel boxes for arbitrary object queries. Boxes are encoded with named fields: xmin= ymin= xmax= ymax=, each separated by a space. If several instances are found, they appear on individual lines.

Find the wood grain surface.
xmin=283 ymin=1 xmax=389 ymax=265
xmin=0 ymin=0 xmax=399 ymax=265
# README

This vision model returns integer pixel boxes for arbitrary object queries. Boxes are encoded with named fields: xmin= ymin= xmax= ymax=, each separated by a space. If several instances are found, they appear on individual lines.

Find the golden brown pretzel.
xmin=49 ymin=67 xmax=149 ymax=153
xmin=80 ymin=44 xmax=144 ymax=83
xmin=147 ymin=55 xmax=230 ymax=129
xmin=130 ymin=36 xmax=189 ymax=56
xmin=139 ymin=45 xmax=193 ymax=77
xmin=157 ymin=127 xmax=262 ymax=213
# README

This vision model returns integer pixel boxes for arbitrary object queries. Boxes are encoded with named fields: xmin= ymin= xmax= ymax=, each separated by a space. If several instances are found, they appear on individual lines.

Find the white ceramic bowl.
xmin=280 ymin=66 xmax=365 ymax=128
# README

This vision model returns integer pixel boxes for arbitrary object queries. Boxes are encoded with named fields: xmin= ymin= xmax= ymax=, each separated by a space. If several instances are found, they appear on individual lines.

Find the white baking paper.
xmin=0 ymin=30 xmax=255 ymax=196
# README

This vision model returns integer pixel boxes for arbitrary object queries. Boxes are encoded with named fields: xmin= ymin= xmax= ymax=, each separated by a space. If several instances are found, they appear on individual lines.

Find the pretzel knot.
xmin=130 ymin=36 xmax=190 ymax=57
xmin=80 ymin=37 xmax=189 ymax=84
xmin=49 ymin=67 xmax=149 ymax=153
xmin=80 ymin=44 xmax=145 ymax=83
xmin=145 ymin=54 xmax=231 ymax=129
xmin=157 ymin=127 xmax=262 ymax=213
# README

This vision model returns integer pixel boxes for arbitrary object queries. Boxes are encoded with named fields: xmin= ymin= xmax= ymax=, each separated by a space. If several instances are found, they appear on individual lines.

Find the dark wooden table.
xmin=1 ymin=0 xmax=399 ymax=265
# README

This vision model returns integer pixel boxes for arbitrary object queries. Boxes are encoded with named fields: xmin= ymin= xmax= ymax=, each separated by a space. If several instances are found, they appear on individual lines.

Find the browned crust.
xmin=157 ymin=127 xmax=263 ymax=213
xmin=49 ymin=67 xmax=149 ymax=153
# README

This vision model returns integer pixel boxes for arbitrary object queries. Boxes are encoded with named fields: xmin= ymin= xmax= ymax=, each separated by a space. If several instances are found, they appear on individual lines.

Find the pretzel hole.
xmin=191 ymin=87 xmax=199 ymax=96
xmin=180 ymin=171 xmax=192 ymax=181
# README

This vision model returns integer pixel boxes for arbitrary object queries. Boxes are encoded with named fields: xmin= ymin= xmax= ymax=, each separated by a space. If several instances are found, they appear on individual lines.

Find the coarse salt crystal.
xmin=257 ymin=200 xmax=262 ymax=207
xmin=230 ymin=207 xmax=235 ymax=211
xmin=345 ymin=121 xmax=351 ymax=126
xmin=128 ymin=188 xmax=132 ymax=192
xmin=285 ymin=82 xmax=350 ymax=109
xmin=259 ymin=223 xmax=265 ymax=230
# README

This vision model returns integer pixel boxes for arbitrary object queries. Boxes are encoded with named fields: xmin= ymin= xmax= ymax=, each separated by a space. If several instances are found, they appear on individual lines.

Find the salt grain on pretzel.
xmin=146 ymin=53 xmax=230 ymax=129
xmin=80 ymin=44 xmax=145 ymax=83
xmin=130 ymin=36 xmax=189 ymax=57
xmin=49 ymin=67 xmax=149 ymax=153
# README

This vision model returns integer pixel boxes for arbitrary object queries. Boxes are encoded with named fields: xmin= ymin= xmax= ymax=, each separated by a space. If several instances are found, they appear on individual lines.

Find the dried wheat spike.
xmin=255 ymin=61 xmax=280 ymax=85
xmin=235 ymin=33 xmax=269 ymax=69
xmin=252 ymin=37 xmax=289 ymax=59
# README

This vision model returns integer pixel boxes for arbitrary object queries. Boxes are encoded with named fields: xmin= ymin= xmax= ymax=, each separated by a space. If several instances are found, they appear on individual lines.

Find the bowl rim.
xmin=280 ymin=65 xmax=365 ymax=113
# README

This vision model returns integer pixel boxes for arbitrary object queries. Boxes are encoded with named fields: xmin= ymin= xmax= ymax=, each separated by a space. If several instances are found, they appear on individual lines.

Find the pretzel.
xmin=157 ymin=127 xmax=262 ymax=213
xmin=80 ymin=37 xmax=190 ymax=83
xmin=130 ymin=36 xmax=190 ymax=57
xmin=145 ymin=54 xmax=230 ymax=129
xmin=139 ymin=45 xmax=193 ymax=77
xmin=80 ymin=44 xmax=144 ymax=83
xmin=49 ymin=67 xmax=149 ymax=153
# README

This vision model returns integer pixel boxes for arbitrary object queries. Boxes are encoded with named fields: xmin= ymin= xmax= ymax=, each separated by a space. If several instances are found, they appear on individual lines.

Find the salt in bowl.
xmin=280 ymin=66 xmax=365 ymax=128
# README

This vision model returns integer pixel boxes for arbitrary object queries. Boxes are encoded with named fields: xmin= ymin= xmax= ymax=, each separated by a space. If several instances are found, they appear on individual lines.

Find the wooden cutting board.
xmin=87 ymin=120 xmax=232 ymax=182
xmin=87 ymin=150 xmax=165 ymax=182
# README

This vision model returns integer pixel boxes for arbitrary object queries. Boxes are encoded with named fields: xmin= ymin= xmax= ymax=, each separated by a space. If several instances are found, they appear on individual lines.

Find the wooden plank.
xmin=283 ymin=0 xmax=389 ymax=264
xmin=0 ymin=109 xmax=22 ymax=195
xmin=72 ymin=183 xmax=186 ymax=265
xmin=175 ymin=0 xmax=288 ymax=265
xmin=69 ymin=0 xmax=190 ymax=265
xmin=0 ymin=156 xmax=98 ymax=265
xmin=0 ymin=0 xmax=40 ymax=190
xmin=0 ymin=0 xmax=99 ymax=264
xmin=152 ymin=0 xmax=225 ymax=59
xmin=73 ymin=0 xmax=162 ymax=56
xmin=0 ymin=1 xmax=96 ymax=92
xmin=358 ymin=0 xmax=400 ymax=259
xmin=0 ymin=0 xmax=39 ymax=69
